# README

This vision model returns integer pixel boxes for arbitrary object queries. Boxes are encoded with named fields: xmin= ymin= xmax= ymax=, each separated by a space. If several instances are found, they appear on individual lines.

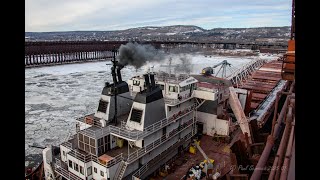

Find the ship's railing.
xmin=67 ymin=149 xmax=123 ymax=168
xmin=61 ymin=141 xmax=73 ymax=150
xmin=89 ymin=153 xmax=124 ymax=168
xmin=78 ymin=126 xmax=110 ymax=139
xmin=106 ymin=153 xmax=124 ymax=168
xmin=127 ymin=118 xmax=195 ymax=163
xmin=156 ymin=73 xmax=189 ymax=83
xmin=75 ymin=113 xmax=95 ymax=123
xmin=140 ymin=103 xmax=195 ymax=136
xmin=77 ymin=103 xmax=196 ymax=141
xmin=196 ymin=86 xmax=219 ymax=93
xmin=132 ymin=131 xmax=194 ymax=179
xmin=227 ymin=59 xmax=267 ymax=88
xmin=108 ymin=126 xmax=141 ymax=139
xmin=164 ymin=93 xmax=193 ymax=106
xmin=54 ymin=158 xmax=83 ymax=180
xmin=67 ymin=150 xmax=93 ymax=163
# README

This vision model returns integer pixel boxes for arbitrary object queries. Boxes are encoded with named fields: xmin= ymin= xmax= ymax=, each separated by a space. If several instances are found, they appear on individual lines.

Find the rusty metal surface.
xmin=281 ymin=40 xmax=295 ymax=81
xmin=152 ymin=135 xmax=232 ymax=180
xmin=251 ymin=84 xmax=294 ymax=180
xmin=239 ymin=60 xmax=283 ymax=113
xmin=250 ymin=135 xmax=274 ymax=180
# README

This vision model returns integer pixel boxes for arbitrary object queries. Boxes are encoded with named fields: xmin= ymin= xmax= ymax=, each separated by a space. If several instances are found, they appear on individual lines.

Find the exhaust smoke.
xmin=117 ymin=42 xmax=165 ymax=69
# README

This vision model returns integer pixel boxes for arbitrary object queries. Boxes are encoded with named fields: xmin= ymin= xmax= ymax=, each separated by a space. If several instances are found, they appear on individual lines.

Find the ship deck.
xmin=238 ymin=60 xmax=287 ymax=126
xmin=105 ymin=143 xmax=140 ymax=159
xmin=239 ymin=60 xmax=283 ymax=110
xmin=151 ymin=134 xmax=241 ymax=180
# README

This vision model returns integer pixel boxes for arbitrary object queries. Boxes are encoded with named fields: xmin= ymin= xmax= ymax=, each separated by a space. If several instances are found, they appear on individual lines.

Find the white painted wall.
xmin=59 ymin=145 xmax=71 ymax=163
xmin=43 ymin=147 xmax=54 ymax=180
xmin=95 ymin=92 xmax=133 ymax=125
xmin=126 ymin=102 xmax=146 ymax=131
xmin=66 ymin=154 xmax=86 ymax=179
xmin=193 ymin=90 xmax=218 ymax=101
xmin=135 ymin=139 xmax=143 ymax=148
xmin=91 ymin=161 xmax=112 ymax=180
xmin=78 ymin=121 xmax=92 ymax=131
xmin=95 ymin=95 xmax=111 ymax=120
xmin=84 ymin=161 xmax=93 ymax=180
xmin=165 ymin=83 xmax=179 ymax=99
xmin=166 ymin=100 xmax=193 ymax=118
xmin=197 ymin=111 xmax=229 ymax=136
xmin=128 ymin=78 xmax=146 ymax=93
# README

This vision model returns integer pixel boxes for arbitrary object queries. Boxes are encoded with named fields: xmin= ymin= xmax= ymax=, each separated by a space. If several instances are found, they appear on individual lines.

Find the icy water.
xmin=25 ymin=52 xmax=279 ymax=167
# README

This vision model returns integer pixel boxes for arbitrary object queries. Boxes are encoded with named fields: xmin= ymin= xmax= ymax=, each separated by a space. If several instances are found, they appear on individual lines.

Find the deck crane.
xmin=201 ymin=60 xmax=234 ymax=78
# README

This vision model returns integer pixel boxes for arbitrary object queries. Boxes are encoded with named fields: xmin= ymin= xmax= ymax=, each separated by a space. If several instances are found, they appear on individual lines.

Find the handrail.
xmin=228 ymin=59 xmax=267 ymax=87
xmin=61 ymin=141 xmax=73 ymax=149
xmin=67 ymin=149 xmax=123 ymax=168
xmin=132 ymin=131 xmax=194 ymax=179
xmin=78 ymin=103 xmax=196 ymax=141
xmin=164 ymin=93 xmax=193 ymax=106
xmin=127 ymin=118 xmax=195 ymax=163
xmin=54 ymin=158 xmax=82 ymax=180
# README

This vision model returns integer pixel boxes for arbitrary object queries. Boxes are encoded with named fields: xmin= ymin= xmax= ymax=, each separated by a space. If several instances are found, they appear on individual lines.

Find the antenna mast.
xmin=111 ymin=46 xmax=118 ymax=126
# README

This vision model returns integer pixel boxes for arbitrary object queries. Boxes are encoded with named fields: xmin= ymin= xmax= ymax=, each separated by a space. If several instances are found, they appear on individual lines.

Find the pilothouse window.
xmin=133 ymin=80 xmax=140 ymax=86
xmin=169 ymin=85 xmax=177 ymax=92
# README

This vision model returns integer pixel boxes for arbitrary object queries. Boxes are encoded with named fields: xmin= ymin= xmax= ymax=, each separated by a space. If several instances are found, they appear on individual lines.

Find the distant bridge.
xmin=25 ymin=40 xmax=287 ymax=67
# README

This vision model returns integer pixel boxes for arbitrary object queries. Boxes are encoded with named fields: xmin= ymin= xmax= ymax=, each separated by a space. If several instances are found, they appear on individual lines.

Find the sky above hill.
xmin=26 ymin=0 xmax=292 ymax=32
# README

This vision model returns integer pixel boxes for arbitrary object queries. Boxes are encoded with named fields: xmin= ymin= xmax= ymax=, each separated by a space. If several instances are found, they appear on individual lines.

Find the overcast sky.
xmin=25 ymin=0 xmax=292 ymax=32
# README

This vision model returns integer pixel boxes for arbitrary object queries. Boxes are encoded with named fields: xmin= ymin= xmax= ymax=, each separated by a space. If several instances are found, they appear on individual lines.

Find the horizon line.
xmin=25 ymin=25 xmax=291 ymax=33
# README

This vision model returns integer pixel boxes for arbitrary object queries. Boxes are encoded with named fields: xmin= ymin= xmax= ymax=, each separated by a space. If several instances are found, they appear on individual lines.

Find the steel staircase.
xmin=113 ymin=160 xmax=128 ymax=180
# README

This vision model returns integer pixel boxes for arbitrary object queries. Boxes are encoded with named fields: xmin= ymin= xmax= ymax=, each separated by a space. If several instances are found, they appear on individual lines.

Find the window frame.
xmin=87 ymin=166 xmax=92 ymax=176
xmin=169 ymin=85 xmax=176 ymax=92
xmin=80 ymin=165 xmax=84 ymax=175
xmin=68 ymin=160 xmax=73 ymax=168
xmin=74 ymin=163 xmax=79 ymax=172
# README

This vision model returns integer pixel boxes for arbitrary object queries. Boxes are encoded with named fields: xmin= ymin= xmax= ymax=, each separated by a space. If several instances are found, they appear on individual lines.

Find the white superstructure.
xmin=43 ymin=65 xmax=233 ymax=180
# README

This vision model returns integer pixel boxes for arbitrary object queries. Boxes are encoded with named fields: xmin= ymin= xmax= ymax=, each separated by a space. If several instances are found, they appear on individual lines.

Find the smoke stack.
xmin=144 ymin=74 xmax=150 ymax=92
xmin=111 ymin=66 xmax=118 ymax=84
xmin=150 ymin=74 xmax=156 ymax=89
xmin=116 ymin=66 xmax=122 ymax=82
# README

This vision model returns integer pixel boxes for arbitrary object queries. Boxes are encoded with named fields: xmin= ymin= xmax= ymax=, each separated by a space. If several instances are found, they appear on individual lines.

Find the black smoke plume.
xmin=117 ymin=42 xmax=165 ymax=69
xmin=174 ymin=54 xmax=192 ymax=74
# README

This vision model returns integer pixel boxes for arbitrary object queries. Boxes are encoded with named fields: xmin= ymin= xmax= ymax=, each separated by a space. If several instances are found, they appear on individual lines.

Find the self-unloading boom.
xmin=228 ymin=86 xmax=252 ymax=143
